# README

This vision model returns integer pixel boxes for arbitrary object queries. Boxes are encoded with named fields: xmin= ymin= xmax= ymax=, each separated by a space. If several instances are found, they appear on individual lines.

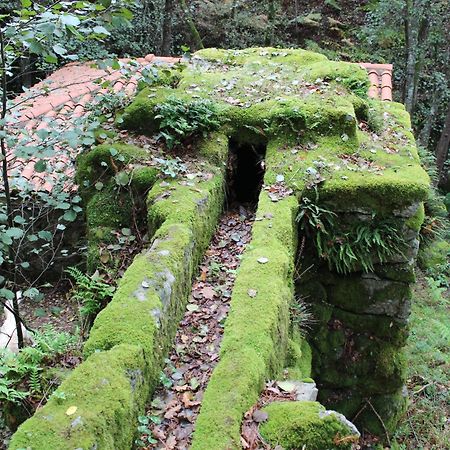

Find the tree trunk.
xmin=179 ymin=0 xmax=203 ymax=50
xmin=418 ymin=86 xmax=440 ymax=148
xmin=436 ymin=103 xmax=450 ymax=187
xmin=404 ymin=0 xmax=417 ymax=114
xmin=161 ymin=0 xmax=174 ymax=55
xmin=265 ymin=0 xmax=277 ymax=46
xmin=0 ymin=29 xmax=24 ymax=349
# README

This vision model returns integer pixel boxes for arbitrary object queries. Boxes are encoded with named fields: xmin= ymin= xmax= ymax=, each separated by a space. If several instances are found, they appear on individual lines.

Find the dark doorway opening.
xmin=226 ymin=138 xmax=267 ymax=208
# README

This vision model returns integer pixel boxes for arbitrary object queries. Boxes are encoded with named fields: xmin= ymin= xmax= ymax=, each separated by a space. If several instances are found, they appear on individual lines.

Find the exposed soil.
xmin=138 ymin=206 xmax=255 ymax=449
xmin=19 ymin=280 xmax=79 ymax=334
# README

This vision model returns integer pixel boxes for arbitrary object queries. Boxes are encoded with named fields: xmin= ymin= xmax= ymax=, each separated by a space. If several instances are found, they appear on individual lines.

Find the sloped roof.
xmin=8 ymin=54 xmax=180 ymax=191
xmin=7 ymin=55 xmax=392 ymax=191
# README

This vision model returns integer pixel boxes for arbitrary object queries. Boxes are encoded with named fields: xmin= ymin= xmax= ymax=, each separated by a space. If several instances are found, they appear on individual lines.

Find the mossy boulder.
xmin=260 ymin=401 xmax=360 ymax=450
xmin=319 ymin=387 xmax=408 ymax=436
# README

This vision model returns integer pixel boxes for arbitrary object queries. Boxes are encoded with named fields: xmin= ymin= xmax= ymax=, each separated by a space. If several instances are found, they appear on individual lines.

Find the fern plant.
xmin=66 ymin=267 xmax=115 ymax=331
xmin=297 ymin=195 xmax=406 ymax=274
xmin=0 ymin=326 xmax=78 ymax=406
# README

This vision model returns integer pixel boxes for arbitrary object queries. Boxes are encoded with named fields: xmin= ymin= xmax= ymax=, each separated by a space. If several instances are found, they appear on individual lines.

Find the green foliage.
xmin=154 ymin=96 xmax=221 ymax=148
xmin=134 ymin=414 xmax=159 ymax=447
xmin=0 ymin=0 xmax=137 ymax=349
xmin=0 ymin=326 xmax=78 ymax=405
xmin=392 ymin=274 xmax=450 ymax=448
xmin=66 ymin=266 xmax=115 ymax=319
xmin=296 ymin=195 xmax=407 ymax=274
xmin=154 ymin=156 xmax=187 ymax=178
xmin=290 ymin=297 xmax=314 ymax=336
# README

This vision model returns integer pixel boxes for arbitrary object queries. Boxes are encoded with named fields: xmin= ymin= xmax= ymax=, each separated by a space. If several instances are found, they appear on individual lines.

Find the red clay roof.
xmin=8 ymin=54 xmax=180 ymax=191
xmin=7 ymin=56 xmax=392 ymax=191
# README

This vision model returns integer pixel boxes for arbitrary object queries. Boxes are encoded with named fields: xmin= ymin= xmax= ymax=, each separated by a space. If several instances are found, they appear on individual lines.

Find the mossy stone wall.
xmin=297 ymin=201 xmax=423 ymax=434
xmin=9 ymin=137 xmax=228 ymax=450
xmin=191 ymin=192 xmax=299 ymax=450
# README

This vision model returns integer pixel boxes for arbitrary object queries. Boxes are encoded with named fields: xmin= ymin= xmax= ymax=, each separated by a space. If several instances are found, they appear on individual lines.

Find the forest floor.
xmin=136 ymin=206 xmax=255 ymax=449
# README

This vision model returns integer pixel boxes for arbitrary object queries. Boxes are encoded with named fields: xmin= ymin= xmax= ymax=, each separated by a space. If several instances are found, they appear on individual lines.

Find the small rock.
xmin=252 ymin=409 xmax=269 ymax=423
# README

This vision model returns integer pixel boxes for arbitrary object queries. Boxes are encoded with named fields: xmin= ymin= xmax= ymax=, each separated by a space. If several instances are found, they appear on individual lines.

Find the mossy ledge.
xmin=260 ymin=401 xmax=360 ymax=450
xmin=190 ymin=191 xmax=298 ymax=450
xmin=76 ymin=143 xmax=159 ymax=272
xmin=9 ymin=137 xmax=228 ymax=450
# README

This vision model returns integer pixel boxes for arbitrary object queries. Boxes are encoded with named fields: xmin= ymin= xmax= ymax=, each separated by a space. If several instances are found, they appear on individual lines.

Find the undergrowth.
xmin=390 ymin=273 xmax=450 ymax=449
xmin=154 ymin=96 xmax=221 ymax=148
xmin=0 ymin=326 xmax=79 ymax=408
xmin=66 ymin=267 xmax=115 ymax=335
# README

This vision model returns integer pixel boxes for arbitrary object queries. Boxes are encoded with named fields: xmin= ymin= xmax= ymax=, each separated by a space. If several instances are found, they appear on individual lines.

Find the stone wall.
xmin=297 ymin=202 xmax=424 ymax=435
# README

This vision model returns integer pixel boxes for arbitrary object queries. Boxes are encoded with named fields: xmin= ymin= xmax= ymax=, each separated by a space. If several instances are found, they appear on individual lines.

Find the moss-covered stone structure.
xmin=9 ymin=48 xmax=429 ymax=449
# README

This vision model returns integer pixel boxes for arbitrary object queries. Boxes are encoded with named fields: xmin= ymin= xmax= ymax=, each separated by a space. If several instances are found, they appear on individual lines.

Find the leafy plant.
xmin=134 ymin=414 xmax=160 ymax=447
xmin=297 ymin=195 xmax=406 ymax=274
xmin=154 ymin=96 xmax=221 ymax=148
xmin=66 ymin=266 xmax=115 ymax=333
xmin=154 ymin=156 xmax=187 ymax=178
xmin=0 ymin=0 xmax=135 ymax=349
xmin=290 ymin=297 xmax=314 ymax=335
xmin=296 ymin=195 xmax=337 ymax=250
xmin=0 ymin=326 xmax=78 ymax=406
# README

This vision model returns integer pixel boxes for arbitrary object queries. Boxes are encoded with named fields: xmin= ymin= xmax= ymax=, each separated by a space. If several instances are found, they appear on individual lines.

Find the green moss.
xmin=323 ymin=274 xmax=411 ymax=317
xmin=76 ymin=143 xmax=152 ymax=197
xmin=197 ymin=132 xmax=229 ymax=164
xmin=260 ymin=401 xmax=359 ymax=450
xmin=319 ymin=388 xmax=408 ymax=436
xmin=191 ymin=194 xmax=298 ymax=450
xmin=9 ymin=344 xmax=150 ymax=450
xmin=312 ymin=326 xmax=407 ymax=392
xmin=122 ymin=47 xmax=368 ymax=140
xmin=265 ymin=131 xmax=428 ymax=214
xmin=374 ymin=262 xmax=416 ymax=283
xmin=285 ymin=334 xmax=313 ymax=379
xmin=85 ymin=163 xmax=226 ymax=357
xmin=405 ymin=202 xmax=425 ymax=231
xmin=193 ymin=47 xmax=328 ymax=66
xmin=304 ymin=60 xmax=370 ymax=98
xmin=418 ymin=239 xmax=450 ymax=270
xmin=86 ymin=184 xmax=132 ymax=229
xmin=11 ymin=140 xmax=227 ymax=449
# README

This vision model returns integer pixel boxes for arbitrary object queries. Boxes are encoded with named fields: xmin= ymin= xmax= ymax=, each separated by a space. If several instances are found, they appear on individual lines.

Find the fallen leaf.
xmin=182 ymin=392 xmax=201 ymax=408
xmin=65 ymin=406 xmax=77 ymax=416
xmin=164 ymin=405 xmax=181 ymax=419
xmin=201 ymin=286 xmax=216 ymax=299
xmin=166 ymin=435 xmax=177 ymax=449
xmin=277 ymin=381 xmax=297 ymax=393
xmin=190 ymin=377 xmax=200 ymax=390
xmin=247 ymin=289 xmax=257 ymax=298
xmin=186 ymin=304 xmax=199 ymax=312
xmin=257 ymin=257 xmax=269 ymax=264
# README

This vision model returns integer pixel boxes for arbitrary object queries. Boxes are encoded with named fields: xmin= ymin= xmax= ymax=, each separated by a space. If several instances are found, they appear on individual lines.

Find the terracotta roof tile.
xmin=359 ymin=63 xmax=393 ymax=101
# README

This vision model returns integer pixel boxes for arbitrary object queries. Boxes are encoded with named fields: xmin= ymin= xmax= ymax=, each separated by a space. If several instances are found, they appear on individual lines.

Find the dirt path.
xmin=138 ymin=206 xmax=255 ymax=450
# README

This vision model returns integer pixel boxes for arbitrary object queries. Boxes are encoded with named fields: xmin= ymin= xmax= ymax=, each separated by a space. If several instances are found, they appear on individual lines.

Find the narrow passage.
xmin=139 ymin=206 xmax=255 ymax=449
